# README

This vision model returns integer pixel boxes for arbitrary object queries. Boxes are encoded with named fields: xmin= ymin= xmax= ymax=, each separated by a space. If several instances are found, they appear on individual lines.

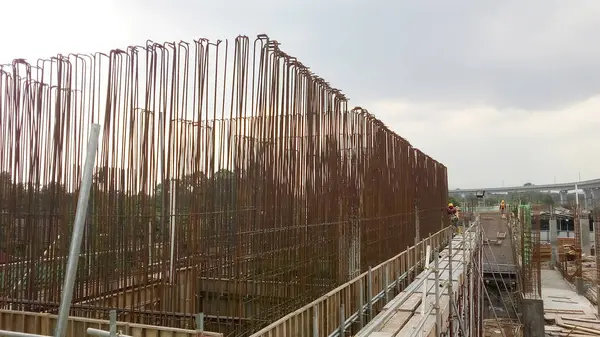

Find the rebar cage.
xmin=0 ymin=35 xmax=449 ymax=336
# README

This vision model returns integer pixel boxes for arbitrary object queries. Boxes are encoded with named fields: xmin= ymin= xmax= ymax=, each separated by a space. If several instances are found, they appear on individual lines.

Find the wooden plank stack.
xmin=539 ymin=238 xmax=577 ymax=262
xmin=544 ymin=314 xmax=600 ymax=336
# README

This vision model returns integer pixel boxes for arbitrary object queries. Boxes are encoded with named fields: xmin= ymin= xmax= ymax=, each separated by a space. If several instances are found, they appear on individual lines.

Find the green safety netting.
xmin=519 ymin=204 xmax=532 ymax=265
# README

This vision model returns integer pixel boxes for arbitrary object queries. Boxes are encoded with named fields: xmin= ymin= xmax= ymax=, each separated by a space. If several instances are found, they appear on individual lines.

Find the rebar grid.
xmin=531 ymin=205 xmax=541 ymax=298
xmin=0 ymin=36 xmax=448 ymax=336
xmin=517 ymin=204 xmax=541 ymax=297
xmin=518 ymin=205 xmax=532 ymax=294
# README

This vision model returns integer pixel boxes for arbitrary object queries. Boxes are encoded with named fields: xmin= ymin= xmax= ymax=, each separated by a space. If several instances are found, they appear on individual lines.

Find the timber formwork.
xmin=0 ymin=309 xmax=223 ymax=337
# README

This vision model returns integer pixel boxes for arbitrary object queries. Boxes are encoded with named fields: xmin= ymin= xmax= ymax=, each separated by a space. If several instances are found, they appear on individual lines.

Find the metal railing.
xmin=85 ymin=311 xmax=206 ymax=337
xmin=355 ymin=219 xmax=480 ymax=337
xmin=86 ymin=311 xmax=131 ymax=337
xmin=249 ymin=227 xmax=451 ymax=337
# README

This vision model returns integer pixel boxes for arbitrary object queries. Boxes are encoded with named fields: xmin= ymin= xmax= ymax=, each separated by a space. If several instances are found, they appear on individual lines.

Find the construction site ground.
xmin=541 ymin=268 xmax=600 ymax=336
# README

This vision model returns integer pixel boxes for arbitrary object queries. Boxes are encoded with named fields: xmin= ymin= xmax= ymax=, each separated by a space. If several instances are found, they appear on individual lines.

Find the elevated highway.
xmin=450 ymin=178 xmax=600 ymax=209
xmin=449 ymin=178 xmax=600 ymax=195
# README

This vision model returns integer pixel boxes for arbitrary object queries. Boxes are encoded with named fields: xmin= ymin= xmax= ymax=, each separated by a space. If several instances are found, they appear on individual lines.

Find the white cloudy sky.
xmin=2 ymin=0 xmax=598 ymax=189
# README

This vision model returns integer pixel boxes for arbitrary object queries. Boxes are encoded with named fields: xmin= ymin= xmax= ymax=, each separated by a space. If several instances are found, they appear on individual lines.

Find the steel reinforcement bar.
xmin=0 ymin=35 xmax=448 ymax=336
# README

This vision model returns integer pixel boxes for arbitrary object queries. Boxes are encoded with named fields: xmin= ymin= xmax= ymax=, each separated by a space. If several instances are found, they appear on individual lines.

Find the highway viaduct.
xmin=449 ymin=177 xmax=600 ymax=209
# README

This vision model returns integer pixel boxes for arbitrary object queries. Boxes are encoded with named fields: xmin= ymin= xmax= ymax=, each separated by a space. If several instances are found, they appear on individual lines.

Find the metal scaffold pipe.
xmin=54 ymin=124 xmax=101 ymax=337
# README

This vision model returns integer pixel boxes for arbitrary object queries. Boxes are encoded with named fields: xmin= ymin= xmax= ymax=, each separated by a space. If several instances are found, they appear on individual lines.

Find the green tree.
xmin=449 ymin=196 xmax=461 ymax=207
xmin=0 ymin=171 xmax=12 ymax=212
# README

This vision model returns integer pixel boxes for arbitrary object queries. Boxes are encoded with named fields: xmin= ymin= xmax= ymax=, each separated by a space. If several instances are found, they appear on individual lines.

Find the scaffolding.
xmin=353 ymin=218 xmax=483 ymax=336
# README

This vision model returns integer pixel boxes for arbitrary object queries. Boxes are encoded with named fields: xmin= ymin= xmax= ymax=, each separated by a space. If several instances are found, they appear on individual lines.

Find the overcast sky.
xmin=2 ymin=0 xmax=598 ymax=189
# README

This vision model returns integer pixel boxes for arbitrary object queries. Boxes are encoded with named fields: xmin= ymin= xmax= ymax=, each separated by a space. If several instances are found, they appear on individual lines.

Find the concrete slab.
xmin=541 ymin=269 xmax=595 ymax=315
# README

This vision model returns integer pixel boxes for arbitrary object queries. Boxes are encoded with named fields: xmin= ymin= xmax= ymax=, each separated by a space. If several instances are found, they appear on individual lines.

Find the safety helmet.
xmin=448 ymin=203 xmax=454 ymax=207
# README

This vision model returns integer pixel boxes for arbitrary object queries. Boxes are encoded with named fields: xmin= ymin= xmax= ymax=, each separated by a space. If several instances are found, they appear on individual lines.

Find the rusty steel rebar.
xmin=531 ymin=205 xmax=542 ymax=298
xmin=0 ymin=35 xmax=449 ymax=336
xmin=518 ymin=204 xmax=541 ymax=297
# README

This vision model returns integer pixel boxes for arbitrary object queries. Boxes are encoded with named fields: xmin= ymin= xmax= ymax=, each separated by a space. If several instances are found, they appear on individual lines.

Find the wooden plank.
xmin=398 ymin=293 xmax=422 ymax=312
xmin=380 ymin=311 xmax=413 ymax=333
xmin=399 ymin=314 xmax=438 ymax=337
xmin=370 ymin=333 xmax=394 ymax=337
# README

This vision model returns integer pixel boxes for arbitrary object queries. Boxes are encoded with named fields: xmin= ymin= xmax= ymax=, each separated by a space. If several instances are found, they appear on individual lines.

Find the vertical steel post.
xmin=469 ymin=231 xmax=475 ymax=336
xmin=367 ymin=266 xmax=373 ymax=320
xmin=313 ymin=305 xmax=319 ymax=337
xmin=384 ymin=265 xmax=390 ymax=303
xmin=358 ymin=278 xmax=364 ymax=328
xmin=479 ymin=223 xmax=484 ymax=337
xmin=448 ymin=229 xmax=454 ymax=336
xmin=461 ymin=228 xmax=467 ymax=336
xmin=54 ymin=124 xmax=101 ymax=337
xmin=339 ymin=303 xmax=345 ymax=336
xmin=109 ymin=310 xmax=117 ymax=337
xmin=421 ymin=245 xmax=431 ymax=315
xmin=434 ymin=247 xmax=441 ymax=336
xmin=196 ymin=313 xmax=204 ymax=333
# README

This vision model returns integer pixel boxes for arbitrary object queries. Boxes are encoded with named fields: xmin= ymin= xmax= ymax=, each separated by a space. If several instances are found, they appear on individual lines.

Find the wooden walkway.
xmin=355 ymin=226 xmax=479 ymax=337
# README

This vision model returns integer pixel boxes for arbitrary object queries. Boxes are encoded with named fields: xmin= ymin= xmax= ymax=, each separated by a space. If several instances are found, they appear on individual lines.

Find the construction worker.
xmin=447 ymin=203 xmax=459 ymax=229
xmin=447 ymin=202 xmax=457 ymax=216
xmin=500 ymin=200 xmax=506 ymax=213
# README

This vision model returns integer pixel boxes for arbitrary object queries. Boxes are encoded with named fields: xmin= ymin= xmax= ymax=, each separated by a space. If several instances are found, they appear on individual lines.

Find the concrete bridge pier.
xmin=560 ymin=190 xmax=568 ymax=206
xmin=588 ymin=188 xmax=599 ymax=210
xmin=580 ymin=215 xmax=591 ymax=256
xmin=549 ymin=216 xmax=558 ymax=267
xmin=584 ymin=188 xmax=592 ymax=210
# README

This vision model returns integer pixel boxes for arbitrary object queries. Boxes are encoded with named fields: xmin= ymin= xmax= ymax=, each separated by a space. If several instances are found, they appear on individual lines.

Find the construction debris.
xmin=544 ymin=314 xmax=600 ymax=336
xmin=483 ymin=318 xmax=522 ymax=337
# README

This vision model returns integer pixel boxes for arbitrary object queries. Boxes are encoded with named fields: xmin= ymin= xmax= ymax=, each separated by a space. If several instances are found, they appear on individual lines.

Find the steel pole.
xmin=54 ymin=124 xmax=101 ymax=337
